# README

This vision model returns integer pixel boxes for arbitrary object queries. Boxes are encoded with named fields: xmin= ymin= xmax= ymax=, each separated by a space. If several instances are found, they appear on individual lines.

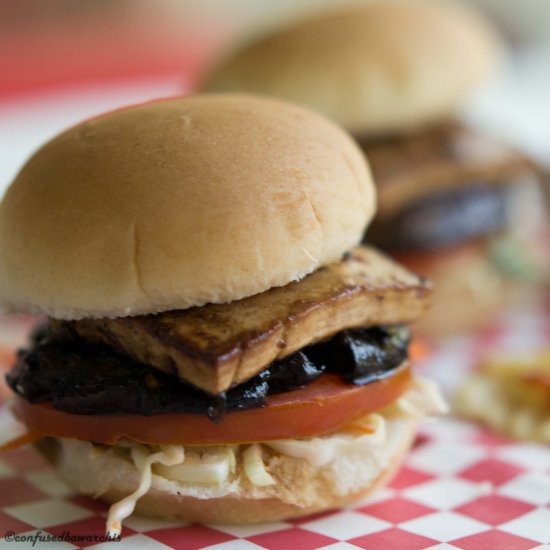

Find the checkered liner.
xmin=1 ymin=301 xmax=549 ymax=550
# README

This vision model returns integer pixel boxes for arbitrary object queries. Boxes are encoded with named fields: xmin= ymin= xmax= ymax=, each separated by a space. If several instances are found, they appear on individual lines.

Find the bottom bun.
xmin=102 ymin=464 xmax=398 ymax=525
xmin=37 ymin=416 xmax=418 ymax=525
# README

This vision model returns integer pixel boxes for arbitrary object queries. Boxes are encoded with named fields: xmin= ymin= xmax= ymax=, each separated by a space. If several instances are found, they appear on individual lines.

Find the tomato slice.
xmin=12 ymin=365 xmax=411 ymax=446
xmin=392 ymin=239 xmax=485 ymax=274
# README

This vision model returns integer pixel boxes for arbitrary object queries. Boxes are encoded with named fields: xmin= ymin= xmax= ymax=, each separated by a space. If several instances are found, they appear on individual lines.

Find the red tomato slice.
xmin=12 ymin=366 xmax=411 ymax=446
xmin=392 ymin=239 xmax=485 ymax=274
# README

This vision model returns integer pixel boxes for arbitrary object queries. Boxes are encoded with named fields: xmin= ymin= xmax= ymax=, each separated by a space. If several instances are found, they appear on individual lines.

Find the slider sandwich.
xmin=202 ymin=0 xmax=550 ymax=335
xmin=0 ymin=94 xmax=446 ymax=533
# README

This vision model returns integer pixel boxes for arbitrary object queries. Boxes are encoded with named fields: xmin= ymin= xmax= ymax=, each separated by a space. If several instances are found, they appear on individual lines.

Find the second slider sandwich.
xmin=202 ymin=0 xmax=550 ymax=335
xmin=1 ymin=94 xmax=445 ymax=532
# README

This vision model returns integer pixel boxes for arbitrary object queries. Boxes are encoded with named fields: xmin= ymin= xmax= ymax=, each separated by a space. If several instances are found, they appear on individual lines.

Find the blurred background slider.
xmin=202 ymin=0 xmax=550 ymax=336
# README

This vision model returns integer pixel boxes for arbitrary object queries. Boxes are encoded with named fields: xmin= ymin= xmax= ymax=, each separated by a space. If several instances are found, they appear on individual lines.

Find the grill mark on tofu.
xmin=53 ymin=246 xmax=431 ymax=395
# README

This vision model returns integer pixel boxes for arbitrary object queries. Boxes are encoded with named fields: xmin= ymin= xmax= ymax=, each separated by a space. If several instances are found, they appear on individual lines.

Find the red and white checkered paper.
xmin=1 ymin=300 xmax=550 ymax=550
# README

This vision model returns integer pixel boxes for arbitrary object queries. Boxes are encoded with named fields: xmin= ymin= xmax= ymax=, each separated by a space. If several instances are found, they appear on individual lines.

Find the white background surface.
xmin=0 ymin=77 xmax=185 ymax=196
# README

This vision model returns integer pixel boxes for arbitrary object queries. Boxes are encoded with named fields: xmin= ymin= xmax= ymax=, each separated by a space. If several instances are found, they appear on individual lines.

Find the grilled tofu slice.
xmin=55 ymin=246 xmax=431 ymax=395
xmin=360 ymin=123 xmax=533 ymax=218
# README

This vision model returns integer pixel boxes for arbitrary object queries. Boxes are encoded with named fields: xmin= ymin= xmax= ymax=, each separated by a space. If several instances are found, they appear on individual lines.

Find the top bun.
xmin=0 ymin=94 xmax=374 ymax=320
xmin=202 ymin=0 xmax=499 ymax=136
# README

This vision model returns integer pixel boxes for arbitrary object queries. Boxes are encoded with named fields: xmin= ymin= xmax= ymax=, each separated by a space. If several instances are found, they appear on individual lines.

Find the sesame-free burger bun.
xmin=38 ymin=417 xmax=417 ymax=524
xmin=0 ymin=94 xmax=375 ymax=320
xmin=202 ymin=0 xmax=499 ymax=135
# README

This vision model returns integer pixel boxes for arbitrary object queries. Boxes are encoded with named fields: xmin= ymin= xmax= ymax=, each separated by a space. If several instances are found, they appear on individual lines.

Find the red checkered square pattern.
xmin=1 ymin=446 xmax=49 ymax=473
xmin=1 ymin=303 xmax=549 ymax=549
xmin=452 ymin=529 xmax=539 ymax=550
xmin=248 ymin=527 xmax=337 ymax=549
xmin=0 ymin=478 xmax=46 ymax=507
xmin=0 ymin=509 xmax=33 ymax=535
xmin=388 ymin=466 xmax=436 ymax=490
xmin=358 ymin=497 xmax=436 ymax=523
xmin=147 ymin=525 xmax=234 ymax=549
xmin=458 ymin=457 xmax=526 ymax=486
xmin=349 ymin=527 xmax=438 ymax=550
xmin=456 ymin=495 xmax=535 ymax=525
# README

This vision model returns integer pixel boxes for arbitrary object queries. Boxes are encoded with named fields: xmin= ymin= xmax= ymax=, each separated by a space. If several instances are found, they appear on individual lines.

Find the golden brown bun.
xmin=38 ymin=417 xmax=416 ymax=524
xmin=202 ymin=0 xmax=499 ymax=136
xmin=0 ymin=94 xmax=374 ymax=320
